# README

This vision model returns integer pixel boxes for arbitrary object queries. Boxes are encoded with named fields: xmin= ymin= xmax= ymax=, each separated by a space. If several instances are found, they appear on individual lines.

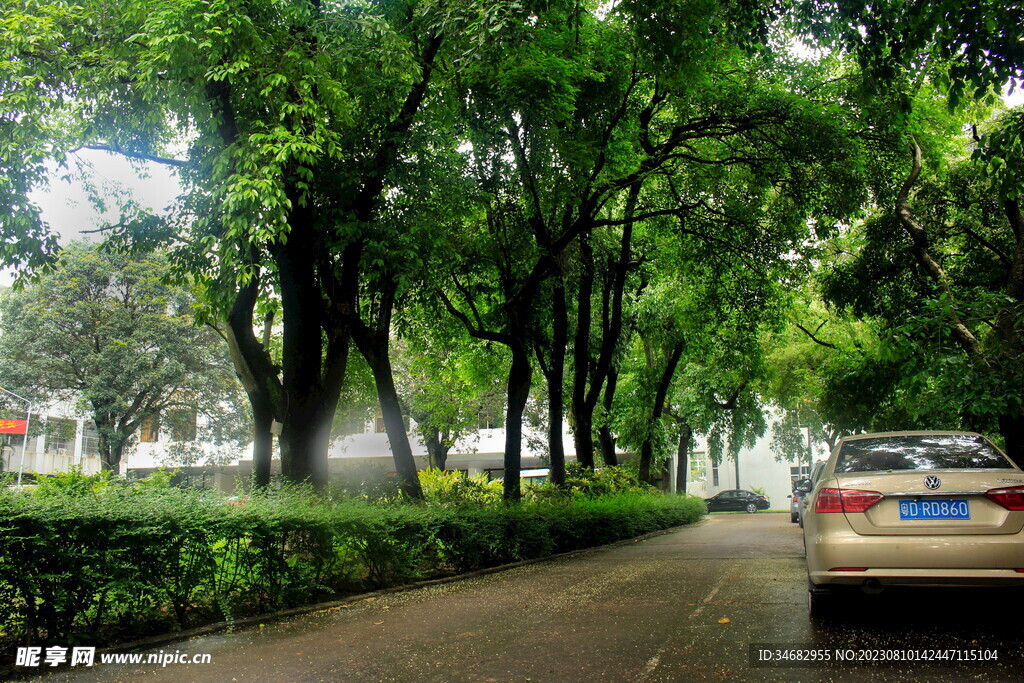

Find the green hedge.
xmin=0 ymin=486 xmax=704 ymax=652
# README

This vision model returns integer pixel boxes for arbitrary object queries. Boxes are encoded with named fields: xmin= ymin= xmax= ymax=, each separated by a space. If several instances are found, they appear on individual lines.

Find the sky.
xmin=0 ymin=150 xmax=180 ymax=287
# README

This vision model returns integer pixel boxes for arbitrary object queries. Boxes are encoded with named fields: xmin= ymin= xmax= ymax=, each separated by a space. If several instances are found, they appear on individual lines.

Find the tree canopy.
xmin=1 ymin=0 xmax=1022 ymax=494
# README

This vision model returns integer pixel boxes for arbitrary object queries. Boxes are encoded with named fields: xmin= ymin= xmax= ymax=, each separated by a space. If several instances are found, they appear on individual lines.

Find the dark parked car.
xmin=705 ymin=489 xmax=770 ymax=513
xmin=789 ymin=479 xmax=811 ymax=523
xmin=796 ymin=462 xmax=827 ymax=527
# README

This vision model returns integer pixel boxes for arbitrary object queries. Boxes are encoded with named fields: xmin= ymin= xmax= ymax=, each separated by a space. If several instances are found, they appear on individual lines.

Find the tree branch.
xmin=435 ymin=287 xmax=513 ymax=346
xmin=70 ymin=144 xmax=188 ymax=167
xmin=794 ymin=321 xmax=838 ymax=349
xmin=896 ymin=139 xmax=985 ymax=358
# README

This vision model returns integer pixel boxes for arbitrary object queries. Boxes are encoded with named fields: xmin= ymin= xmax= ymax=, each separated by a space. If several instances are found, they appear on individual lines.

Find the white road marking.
xmin=637 ymin=565 xmax=738 ymax=679
xmin=690 ymin=564 xmax=735 ymax=617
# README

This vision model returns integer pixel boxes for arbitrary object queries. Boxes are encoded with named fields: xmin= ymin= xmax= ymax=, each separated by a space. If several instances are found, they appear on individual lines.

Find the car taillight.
xmin=814 ymin=488 xmax=883 ymax=514
xmin=985 ymin=486 xmax=1024 ymax=511
xmin=815 ymin=488 xmax=843 ymax=513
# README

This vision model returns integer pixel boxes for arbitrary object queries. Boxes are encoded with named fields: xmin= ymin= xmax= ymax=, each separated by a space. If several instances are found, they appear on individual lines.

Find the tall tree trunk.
xmin=570 ymin=233 xmax=596 ymax=469
xmin=97 ymin=431 xmax=115 ymax=472
xmin=250 ymin=398 xmax=274 ymax=488
xmin=597 ymin=367 xmax=619 ymax=466
xmin=280 ymin=409 xmax=331 ymax=486
xmin=638 ymin=343 xmax=684 ymax=485
xmin=571 ymin=184 xmax=638 ymax=470
xmin=225 ymin=272 xmax=285 ymax=490
xmin=351 ymin=278 xmax=423 ymax=499
xmin=675 ymin=422 xmax=692 ymax=495
xmin=273 ymin=207 xmax=347 ymax=489
xmin=504 ymin=343 xmax=532 ymax=501
xmin=372 ymin=362 xmax=421 ymax=498
xmin=546 ymin=276 xmax=568 ymax=486
xmin=656 ymin=455 xmax=672 ymax=492
xmin=734 ymin=453 xmax=741 ymax=490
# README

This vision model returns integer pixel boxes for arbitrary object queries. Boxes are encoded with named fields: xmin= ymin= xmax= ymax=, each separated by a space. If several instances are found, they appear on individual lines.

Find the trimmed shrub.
xmin=0 ymin=475 xmax=705 ymax=654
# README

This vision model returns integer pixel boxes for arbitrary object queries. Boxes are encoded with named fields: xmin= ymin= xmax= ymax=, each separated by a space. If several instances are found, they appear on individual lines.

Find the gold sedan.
xmin=803 ymin=431 xmax=1024 ymax=616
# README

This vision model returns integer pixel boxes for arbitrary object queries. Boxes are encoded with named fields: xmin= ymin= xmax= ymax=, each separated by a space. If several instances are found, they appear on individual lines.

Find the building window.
xmin=169 ymin=410 xmax=198 ymax=442
xmin=790 ymin=465 xmax=811 ymax=483
xmin=374 ymin=416 xmax=387 ymax=433
xmin=689 ymin=453 xmax=706 ymax=483
xmin=139 ymin=413 xmax=160 ymax=443
xmin=45 ymin=417 xmax=76 ymax=455
xmin=83 ymin=422 xmax=100 ymax=457
xmin=712 ymin=462 xmax=720 ymax=487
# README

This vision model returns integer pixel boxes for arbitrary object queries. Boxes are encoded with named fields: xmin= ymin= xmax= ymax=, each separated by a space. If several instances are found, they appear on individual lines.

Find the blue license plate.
xmin=898 ymin=499 xmax=970 ymax=520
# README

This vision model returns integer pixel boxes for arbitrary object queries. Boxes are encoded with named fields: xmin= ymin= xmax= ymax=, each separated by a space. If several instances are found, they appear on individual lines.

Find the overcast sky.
xmin=0 ymin=150 xmax=180 ymax=287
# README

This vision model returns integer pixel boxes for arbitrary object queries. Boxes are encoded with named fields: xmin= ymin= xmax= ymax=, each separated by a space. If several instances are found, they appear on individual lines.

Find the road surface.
xmin=48 ymin=512 xmax=1024 ymax=681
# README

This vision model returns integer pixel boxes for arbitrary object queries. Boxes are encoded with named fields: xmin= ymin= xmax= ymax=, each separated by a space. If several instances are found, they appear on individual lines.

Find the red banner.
xmin=0 ymin=419 xmax=27 ymax=434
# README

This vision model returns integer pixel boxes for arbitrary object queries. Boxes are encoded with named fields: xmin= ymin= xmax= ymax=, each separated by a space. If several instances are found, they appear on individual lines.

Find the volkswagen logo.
xmin=924 ymin=475 xmax=941 ymax=490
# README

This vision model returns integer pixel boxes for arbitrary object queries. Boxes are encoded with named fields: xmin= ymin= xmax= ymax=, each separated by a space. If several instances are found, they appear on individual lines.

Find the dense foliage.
xmin=0 ymin=0 xmax=1020 ymax=487
xmin=0 ymin=470 xmax=704 ymax=653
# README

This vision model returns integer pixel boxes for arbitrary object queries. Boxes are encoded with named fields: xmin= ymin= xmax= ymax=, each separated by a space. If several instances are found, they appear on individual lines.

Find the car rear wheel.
xmin=807 ymin=581 xmax=834 ymax=618
xmin=745 ymin=503 xmax=757 ymax=513
xmin=790 ymin=512 xmax=799 ymax=523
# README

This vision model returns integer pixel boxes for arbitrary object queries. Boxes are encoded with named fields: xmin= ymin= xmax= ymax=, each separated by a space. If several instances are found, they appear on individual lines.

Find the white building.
xmin=7 ymin=396 xmax=810 ymax=504
xmin=0 ymin=404 xmax=104 ymax=477
xmin=682 ymin=431 xmax=817 ymax=509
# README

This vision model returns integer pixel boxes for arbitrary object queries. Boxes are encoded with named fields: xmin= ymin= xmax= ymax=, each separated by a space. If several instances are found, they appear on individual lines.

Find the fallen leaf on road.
xmin=383 ymin=606 xmax=390 ymax=610
xmin=374 ymin=621 xmax=385 ymax=626
xmin=718 ymin=618 xmax=731 ymax=624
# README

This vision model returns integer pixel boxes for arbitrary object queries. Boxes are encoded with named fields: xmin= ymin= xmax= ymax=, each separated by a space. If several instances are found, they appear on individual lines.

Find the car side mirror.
xmin=796 ymin=483 xmax=812 ymax=493
xmin=787 ymin=495 xmax=792 ymax=499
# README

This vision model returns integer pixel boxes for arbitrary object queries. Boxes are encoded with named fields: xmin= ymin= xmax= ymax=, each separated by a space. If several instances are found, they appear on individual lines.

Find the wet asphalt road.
xmin=47 ymin=512 xmax=1024 ymax=681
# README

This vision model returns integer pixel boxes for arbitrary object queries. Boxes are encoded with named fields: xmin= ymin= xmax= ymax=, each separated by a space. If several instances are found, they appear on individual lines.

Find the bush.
xmin=524 ymin=463 xmax=655 ymax=500
xmin=0 ymin=478 xmax=705 ymax=654
xmin=418 ymin=468 xmax=503 ymax=506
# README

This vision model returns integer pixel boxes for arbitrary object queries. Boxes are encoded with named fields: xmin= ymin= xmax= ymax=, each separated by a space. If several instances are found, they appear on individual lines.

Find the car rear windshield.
xmin=835 ymin=435 xmax=1011 ymax=472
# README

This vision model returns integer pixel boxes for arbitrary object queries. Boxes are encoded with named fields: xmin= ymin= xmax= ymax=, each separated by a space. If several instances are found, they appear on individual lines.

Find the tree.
xmin=793 ymin=0 xmax=1023 ymax=108
xmin=819 ymin=104 xmax=1024 ymax=462
xmin=0 ymin=0 xmax=496 ymax=494
xmin=392 ymin=317 xmax=506 ymax=470
xmin=436 ymin=0 xmax=859 ymax=497
xmin=0 ymin=243 xmax=247 ymax=471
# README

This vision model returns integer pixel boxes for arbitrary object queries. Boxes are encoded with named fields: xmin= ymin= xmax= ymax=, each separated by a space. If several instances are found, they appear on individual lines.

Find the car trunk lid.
xmin=836 ymin=471 xmax=1024 ymax=536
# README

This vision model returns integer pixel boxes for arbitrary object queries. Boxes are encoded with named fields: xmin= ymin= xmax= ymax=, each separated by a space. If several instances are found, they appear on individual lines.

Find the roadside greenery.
xmin=0 ymin=469 xmax=704 ymax=653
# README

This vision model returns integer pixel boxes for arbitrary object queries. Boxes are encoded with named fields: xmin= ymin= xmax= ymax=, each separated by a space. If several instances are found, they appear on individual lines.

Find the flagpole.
xmin=0 ymin=386 xmax=32 ymax=486
xmin=17 ymin=406 xmax=31 ymax=486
